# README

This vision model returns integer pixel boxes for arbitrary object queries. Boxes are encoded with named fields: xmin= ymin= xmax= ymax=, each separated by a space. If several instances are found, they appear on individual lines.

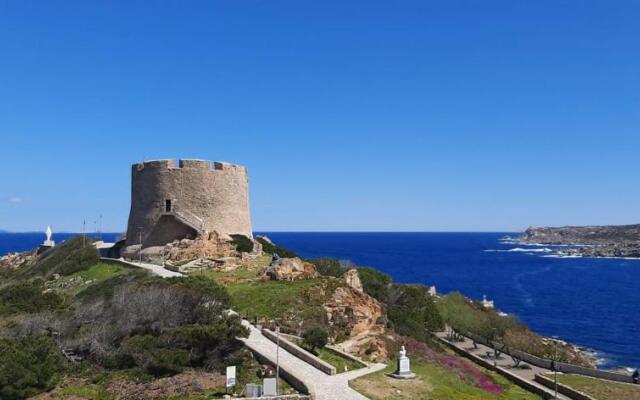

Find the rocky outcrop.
xmin=343 ymin=269 xmax=363 ymax=293
xmin=266 ymin=257 xmax=319 ymax=281
xmin=0 ymin=250 xmax=36 ymax=270
xmin=164 ymin=231 xmax=235 ymax=262
xmin=323 ymin=285 xmax=385 ymax=340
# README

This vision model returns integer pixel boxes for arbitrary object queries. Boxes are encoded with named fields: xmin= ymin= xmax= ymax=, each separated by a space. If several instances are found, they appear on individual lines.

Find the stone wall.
xmin=125 ymin=159 xmax=252 ymax=246
xmin=261 ymin=328 xmax=337 ymax=376
xmin=535 ymin=374 xmax=596 ymax=400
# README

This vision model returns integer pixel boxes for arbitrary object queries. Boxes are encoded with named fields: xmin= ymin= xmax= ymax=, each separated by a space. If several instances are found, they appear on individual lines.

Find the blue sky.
xmin=1 ymin=1 xmax=638 ymax=232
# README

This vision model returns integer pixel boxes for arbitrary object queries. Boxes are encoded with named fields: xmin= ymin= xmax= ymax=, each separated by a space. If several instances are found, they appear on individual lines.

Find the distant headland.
xmin=519 ymin=224 xmax=640 ymax=258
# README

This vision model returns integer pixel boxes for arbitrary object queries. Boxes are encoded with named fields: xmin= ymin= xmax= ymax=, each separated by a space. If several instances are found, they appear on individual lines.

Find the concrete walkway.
xmin=434 ymin=331 xmax=570 ymax=400
xmin=239 ymin=321 xmax=386 ymax=400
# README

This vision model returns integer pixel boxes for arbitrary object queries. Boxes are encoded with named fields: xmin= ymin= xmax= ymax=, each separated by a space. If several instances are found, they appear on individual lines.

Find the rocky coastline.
xmin=519 ymin=224 xmax=640 ymax=259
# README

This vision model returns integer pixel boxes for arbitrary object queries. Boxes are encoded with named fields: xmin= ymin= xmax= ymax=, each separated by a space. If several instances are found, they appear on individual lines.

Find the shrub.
xmin=387 ymin=285 xmax=443 ymax=341
xmin=302 ymin=327 xmax=328 ymax=353
xmin=0 ymin=280 xmax=64 ymax=315
xmin=438 ymin=292 xmax=525 ymax=342
xmin=120 ymin=335 xmax=189 ymax=376
xmin=255 ymin=237 xmax=298 ymax=258
xmin=0 ymin=336 xmax=67 ymax=400
xmin=230 ymin=235 xmax=254 ymax=253
xmin=309 ymin=258 xmax=347 ymax=278
xmin=357 ymin=267 xmax=392 ymax=301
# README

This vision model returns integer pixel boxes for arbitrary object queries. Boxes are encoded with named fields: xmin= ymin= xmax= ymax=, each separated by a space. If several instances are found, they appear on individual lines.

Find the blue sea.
xmin=2 ymin=231 xmax=638 ymax=369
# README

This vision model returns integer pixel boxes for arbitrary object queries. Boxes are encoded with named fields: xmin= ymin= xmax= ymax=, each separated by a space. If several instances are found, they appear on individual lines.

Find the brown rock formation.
xmin=323 ymin=284 xmax=385 ymax=340
xmin=0 ymin=250 xmax=36 ymax=270
xmin=163 ymin=231 xmax=234 ymax=262
xmin=343 ymin=269 xmax=363 ymax=293
xmin=266 ymin=257 xmax=319 ymax=281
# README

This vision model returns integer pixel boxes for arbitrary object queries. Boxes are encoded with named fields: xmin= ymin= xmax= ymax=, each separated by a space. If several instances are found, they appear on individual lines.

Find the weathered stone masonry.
xmin=125 ymin=159 xmax=252 ymax=246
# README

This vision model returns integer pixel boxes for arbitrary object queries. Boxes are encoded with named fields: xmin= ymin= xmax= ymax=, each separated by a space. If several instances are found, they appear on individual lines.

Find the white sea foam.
xmin=484 ymin=247 xmax=553 ymax=253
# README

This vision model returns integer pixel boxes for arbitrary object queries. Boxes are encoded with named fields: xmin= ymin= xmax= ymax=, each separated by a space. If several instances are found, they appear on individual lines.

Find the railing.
xmin=162 ymin=206 xmax=205 ymax=233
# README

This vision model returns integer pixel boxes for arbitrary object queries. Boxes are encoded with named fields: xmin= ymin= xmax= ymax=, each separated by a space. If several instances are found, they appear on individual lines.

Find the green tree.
xmin=302 ymin=327 xmax=328 ymax=354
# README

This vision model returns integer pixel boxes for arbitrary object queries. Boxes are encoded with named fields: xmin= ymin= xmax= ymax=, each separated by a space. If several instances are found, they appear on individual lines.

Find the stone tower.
xmin=125 ymin=159 xmax=252 ymax=247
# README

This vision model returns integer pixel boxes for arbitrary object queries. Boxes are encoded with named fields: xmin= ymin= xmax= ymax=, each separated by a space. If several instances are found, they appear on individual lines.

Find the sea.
xmin=1 ymin=231 xmax=638 ymax=370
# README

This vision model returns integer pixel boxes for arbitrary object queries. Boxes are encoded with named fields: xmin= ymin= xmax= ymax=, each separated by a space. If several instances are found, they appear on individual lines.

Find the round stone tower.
xmin=125 ymin=159 xmax=252 ymax=247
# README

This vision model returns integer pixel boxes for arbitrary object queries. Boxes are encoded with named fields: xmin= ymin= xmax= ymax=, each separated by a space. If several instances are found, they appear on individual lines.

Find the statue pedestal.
xmin=390 ymin=355 xmax=416 ymax=379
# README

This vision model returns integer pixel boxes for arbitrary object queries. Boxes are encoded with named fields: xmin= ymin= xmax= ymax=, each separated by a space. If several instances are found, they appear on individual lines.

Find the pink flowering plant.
xmin=404 ymin=337 xmax=503 ymax=393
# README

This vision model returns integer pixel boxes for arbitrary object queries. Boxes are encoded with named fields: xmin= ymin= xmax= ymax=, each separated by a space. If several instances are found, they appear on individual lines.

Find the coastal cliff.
xmin=520 ymin=224 xmax=640 ymax=258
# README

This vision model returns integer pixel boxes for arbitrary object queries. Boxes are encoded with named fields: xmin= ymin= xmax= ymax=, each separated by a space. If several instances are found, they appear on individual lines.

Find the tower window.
xmin=165 ymin=199 xmax=172 ymax=212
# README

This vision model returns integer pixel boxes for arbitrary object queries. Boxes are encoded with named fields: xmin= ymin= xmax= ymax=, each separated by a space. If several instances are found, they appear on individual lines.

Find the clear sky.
xmin=0 ymin=1 xmax=638 ymax=233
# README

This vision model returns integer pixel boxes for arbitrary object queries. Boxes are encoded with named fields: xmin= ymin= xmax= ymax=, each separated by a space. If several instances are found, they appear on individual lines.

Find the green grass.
xmin=48 ymin=263 xmax=130 ymax=297
xmin=316 ymin=347 xmax=365 ymax=373
xmin=77 ymin=263 xmax=127 ymax=280
xmin=194 ymin=267 xmax=262 ymax=285
xmin=351 ymin=359 xmax=541 ymax=400
xmin=227 ymin=279 xmax=323 ymax=320
xmin=549 ymin=373 xmax=640 ymax=400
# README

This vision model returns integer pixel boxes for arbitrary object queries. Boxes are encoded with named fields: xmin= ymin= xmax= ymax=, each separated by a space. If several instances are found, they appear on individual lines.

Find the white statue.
xmin=391 ymin=344 xmax=415 ymax=379
xmin=42 ymin=225 xmax=55 ymax=247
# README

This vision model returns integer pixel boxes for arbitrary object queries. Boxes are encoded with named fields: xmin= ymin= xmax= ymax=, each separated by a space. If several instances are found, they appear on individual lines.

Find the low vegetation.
xmin=230 ymin=234 xmax=254 ymax=253
xmin=0 ymin=238 xmax=256 ymax=399
xmin=302 ymin=327 xmax=328 ymax=353
xmin=551 ymin=373 xmax=640 ymax=400
xmin=0 ymin=279 xmax=64 ymax=315
xmin=256 ymin=236 xmax=298 ymax=258
xmin=0 ymin=336 xmax=67 ymax=400
xmin=227 ymin=278 xmax=323 ymax=322
xmin=351 ymin=356 xmax=540 ymax=400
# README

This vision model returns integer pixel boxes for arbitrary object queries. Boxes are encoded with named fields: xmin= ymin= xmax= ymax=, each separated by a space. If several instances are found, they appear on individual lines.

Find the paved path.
xmin=239 ymin=321 xmax=387 ymax=400
xmin=101 ymin=257 xmax=184 ymax=278
xmin=434 ymin=331 xmax=570 ymax=400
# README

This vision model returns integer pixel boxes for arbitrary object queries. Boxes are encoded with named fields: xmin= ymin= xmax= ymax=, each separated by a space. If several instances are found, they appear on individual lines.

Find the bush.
xmin=120 ymin=335 xmax=190 ymax=376
xmin=0 ymin=336 xmax=67 ymax=400
xmin=357 ymin=267 xmax=392 ymax=301
xmin=0 ymin=280 xmax=64 ymax=315
xmin=302 ymin=327 xmax=328 ymax=353
xmin=230 ymin=235 xmax=254 ymax=253
xmin=309 ymin=258 xmax=347 ymax=278
xmin=387 ymin=285 xmax=443 ymax=341
xmin=256 ymin=237 xmax=298 ymax=258
xmin=437 ymin=292 xmax=525 ymax=342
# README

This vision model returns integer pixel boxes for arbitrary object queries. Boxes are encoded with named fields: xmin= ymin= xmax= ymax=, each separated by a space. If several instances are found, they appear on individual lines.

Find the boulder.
xmin=343 ymin=269 xmax=363 ymax=292
xmin=266 ymin=257 xmax=319 ymax=281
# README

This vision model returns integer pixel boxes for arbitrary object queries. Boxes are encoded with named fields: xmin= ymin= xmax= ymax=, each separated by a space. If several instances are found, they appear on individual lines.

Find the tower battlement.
xmin=133 ymin=159 xmax=247 ymax=172
xmin=125 ymin=158 xmax=252 ymax=246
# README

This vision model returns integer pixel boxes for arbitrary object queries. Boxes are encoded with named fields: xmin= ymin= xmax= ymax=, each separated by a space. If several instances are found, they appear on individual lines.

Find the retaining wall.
xmin=261 ymin=328 xmax=337 ymax=376
xmin=535 ymin=374 xmax=596 ymax=400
